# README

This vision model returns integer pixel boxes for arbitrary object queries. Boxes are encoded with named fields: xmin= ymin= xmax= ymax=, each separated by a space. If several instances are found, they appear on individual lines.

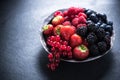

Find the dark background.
xmin=0 ymin=0 xmax=120 ymax=80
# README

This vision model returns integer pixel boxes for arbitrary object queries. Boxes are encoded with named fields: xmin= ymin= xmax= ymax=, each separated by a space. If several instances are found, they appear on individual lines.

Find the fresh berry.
xmin=100 ymin=23 xmax=107 ymax=29
xmin=77 ymin=24 xmax=87 ymax=28
xmin=85 ymin=9 xmax=94 ymax=17
xmin=72 ymin=18 xmax=79 ymax=26
xmin=62 ymin=21 xmax=71 ymax=26
xmin=63 ymin=10 xmax=68 ymax=16
xmin=54 ymin=11 xmax=63 ymax=17
xmin=104 ymin=35 xmax=111 ymax=45
xmin=86 ymin=33 xmax=97 ymax=45
xmin=107 ymin=21 xmax=113 ymax=26
xmin=89 ymin=13 xmax=99 ymax=23
xmin=105 ymin=25 xmax=113 ymax=36
xmin=60 ymin=25 xmax=75 ymax=40
xmin=76 ymin=26 xmax=87 ymax=38
xmin=82 ymin=39 xmax=88 ymax=47
xmin=97 ymin=13 xmax=107 ymax=23
xmin=79 ymin=16 xmax=86 ymax=23
xmin=73 ymin=44 xmax=89 ymax=59
xmin=67 ymin=7 xmax=77 ymax=15
xmin=78 ymin=12 xmax=87 ymax=18
xmin=96 ymin=28 xmax=106 ymax=40
xmin=89 ymin=45 xmax=100 ymax=56
xmin=54 ymin=25 xmax=63 ymax=35
xmin=70 ymin=34 xmax=82 ymax=48
xmin=52 ymin=15 xmax=64 ymax=25
xmin=87 ymin=23 xmax=96 ymax=32
xmin=97 ymin=41 xmax=107 ymax=53
xmin=43 ymin=24 xmax=53 ymax=35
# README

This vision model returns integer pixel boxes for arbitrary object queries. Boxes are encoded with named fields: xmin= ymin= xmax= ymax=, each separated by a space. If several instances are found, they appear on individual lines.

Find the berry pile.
xmin=42 ymin=7 xmax=113 ymax=71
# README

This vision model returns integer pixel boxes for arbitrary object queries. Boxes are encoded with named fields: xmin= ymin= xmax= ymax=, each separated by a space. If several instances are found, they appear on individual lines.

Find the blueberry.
xmin=96 ymin=21 xmax=102 ymax=26
xmin=100 ymin=23 xmax=107 ymax=30
xmin=84 ymin=8 xmax=89 ymax=13
xmin=105 ymin=32 xmax=111 ymax=36
xmin=107 ymin=21 xmax=113 ymax=26
xmin=89 ymin=13 xmax=99 ymax=23
xmin=97 ymin=13 xmax=107 ymax=23
xmin=86 ymin=9 xmax=93 ymax=17
xmin=87 ymin=20 xmax=93 ymax=24
xmin=105 ymin=25 xmax=113 ymax=36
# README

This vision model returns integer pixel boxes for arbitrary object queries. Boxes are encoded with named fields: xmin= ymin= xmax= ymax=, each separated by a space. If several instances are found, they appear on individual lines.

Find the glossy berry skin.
xmin=54 ymin=11 xmax=63 ymax=17
xmin=89 ymin=13 xmax=99 ymax=23
xmin=54 ymin=25 xmax=63 ymax=35
xmin=60 ymin=25 xmax=75 ymax=41
xmin=43 ymin=24 xmax=53 ymax=35
xmin=100 ymin=23 xmax=107 ymax=30
xmin=70 ymin=34 xmax=82 ymax=48
xmin=105 ymin=25 xmax=113 ymax=36
xmin=107 ymin=21 xmax=113 ymax=26
xmin=52 ymin=15 xmax=64 ymax=25
xmin=73 ymin=44 xmax=89 ymax=60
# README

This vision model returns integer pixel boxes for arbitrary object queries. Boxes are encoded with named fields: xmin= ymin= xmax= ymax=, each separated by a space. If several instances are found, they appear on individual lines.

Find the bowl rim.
xmin=39 ymin=8 xmax=115 ymax=63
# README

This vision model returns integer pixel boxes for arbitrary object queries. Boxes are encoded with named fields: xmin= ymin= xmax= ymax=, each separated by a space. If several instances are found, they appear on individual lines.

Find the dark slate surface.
xmin=0 ymin=0 xmax=120 ymax=80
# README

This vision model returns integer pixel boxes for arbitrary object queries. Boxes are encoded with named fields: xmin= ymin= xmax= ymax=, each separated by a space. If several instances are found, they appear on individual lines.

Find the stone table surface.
xmin=0 ymin=0 xmax=120 ymax=80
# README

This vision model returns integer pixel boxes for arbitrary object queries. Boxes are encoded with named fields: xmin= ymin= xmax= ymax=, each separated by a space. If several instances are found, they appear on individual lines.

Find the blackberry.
xmin=76 ymin=26 xmax=87 ymax=37
xmin=87 ymin=23 xmax=96 ymax=32
xmin=97 ymin=41 xmax=107 ymax=53
xmin=104 ymin=35 xmax=111 ymax=49
xmin=89 ymin=45 xmax=100 ymax=56
xmin=96 ymin=28 xmax=106 ymax=40
xmin=86 ymin=33 xmax=97 ymax=45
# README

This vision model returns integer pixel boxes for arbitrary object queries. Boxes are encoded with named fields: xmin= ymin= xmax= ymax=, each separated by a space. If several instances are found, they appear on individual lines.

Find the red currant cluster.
xmin=47 ymin=35 xmax=72 ymax=71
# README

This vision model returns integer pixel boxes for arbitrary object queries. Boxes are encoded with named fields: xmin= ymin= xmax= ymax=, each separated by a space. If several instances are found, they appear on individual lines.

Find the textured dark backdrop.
xmin=0 ymin=0 xmax=120 ymax=80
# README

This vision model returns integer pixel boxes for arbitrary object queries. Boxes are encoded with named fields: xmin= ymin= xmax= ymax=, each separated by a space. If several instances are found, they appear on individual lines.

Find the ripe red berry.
xmin=55 ymin=53 xmax=60 ymax=59
xmin=62 ymin=21 xmax=71 ymax=26
xmin=78 ymin=12 xmax=87 ymax=19
xmin=66 ymin=46 xmax=72 ymax=52
xmin=48 ymin=53 xmax=53 ymax=59
xmin=79 ymin=16 xmax=86 ymax=24
xmin=62 ymin=41 xmax=68 ymax=45
xmin=55 ymin=35 xmax=61 ymax=42
xmin=54 ymin=11 xmax=63 ymax=17
xmin=51 ymin=47 xmax=55 ymax=52
xmin=72 ymin=18 xmax=79 ymax=26
xmin=63 ymin=10 xmax=68 ymax=17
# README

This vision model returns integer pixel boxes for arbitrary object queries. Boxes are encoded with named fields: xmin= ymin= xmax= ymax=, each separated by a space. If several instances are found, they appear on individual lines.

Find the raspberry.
xmin=77 ymin=24 xmax=87 ymax=28
xmin=63 ymin=10 xmax=68 ymax=16
xmin=62 ymin=21 xmax=71 ymax=26
xmin=79 ymin=16 xmax=86 ymax=24
xmin=76 ymin=26 xmax=87 ymax=38
xmin=67 ymin=7 xmax=77 ymax=15
xmin=54 ymin=11 xmax=63 ymax=17
xmin=78 ymin=12 xmax=87 ymax=18
xmin=72 ymin=18 xmax=79 ymax=26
